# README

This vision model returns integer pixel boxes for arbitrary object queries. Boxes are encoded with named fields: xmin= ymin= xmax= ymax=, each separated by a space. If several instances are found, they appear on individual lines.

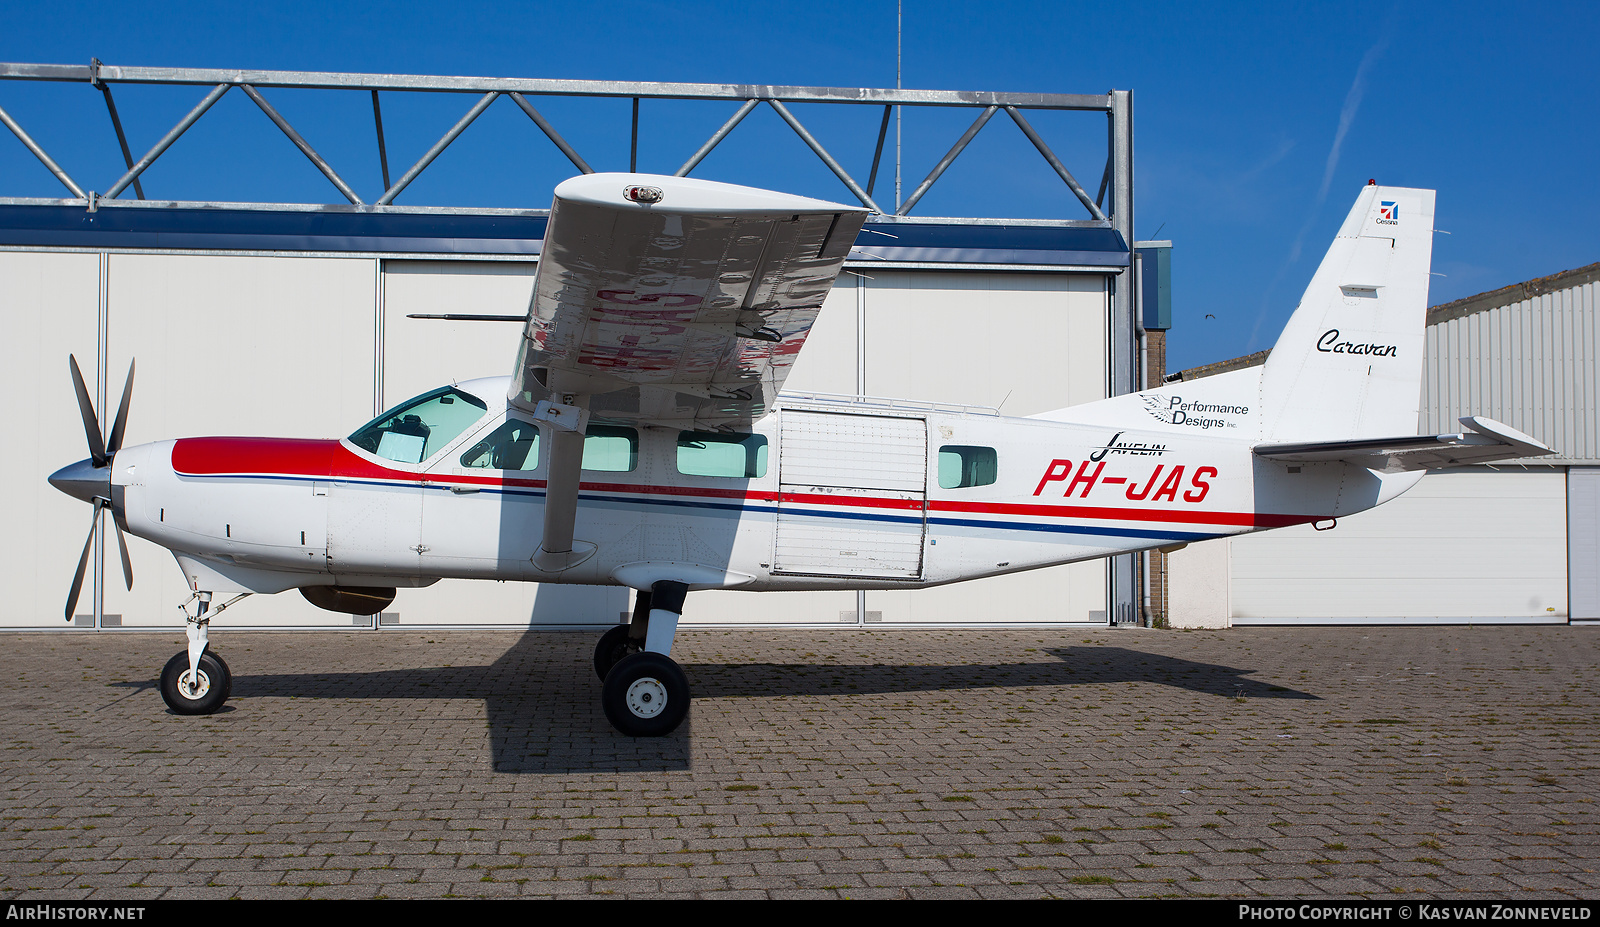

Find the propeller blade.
xmin=112 ymin=513 xmax=134 ymax=592
xmin=106 ymin=360 xmax=135 ymax=456
xmin=68 ymin=355 xmax=108 ymax=467
xmin=64 ymin=507 xmax=101 ymax=623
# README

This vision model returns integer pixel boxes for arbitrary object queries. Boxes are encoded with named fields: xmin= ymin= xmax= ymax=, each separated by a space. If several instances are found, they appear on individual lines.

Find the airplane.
xmin=47 ymin=173 xmax=1553 ymax=736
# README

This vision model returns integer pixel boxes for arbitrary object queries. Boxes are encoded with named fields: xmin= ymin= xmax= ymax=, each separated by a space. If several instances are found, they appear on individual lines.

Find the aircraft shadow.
xmin=115 ymin=635 xmax=1313 ymax=774
xmin=691 ymin=646 xmax=1318 ymax=702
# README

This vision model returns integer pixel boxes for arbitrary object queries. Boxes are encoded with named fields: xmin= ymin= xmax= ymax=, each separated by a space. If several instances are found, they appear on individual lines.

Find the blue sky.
xmin=2 ymin=0 xmax=1595 ymax=370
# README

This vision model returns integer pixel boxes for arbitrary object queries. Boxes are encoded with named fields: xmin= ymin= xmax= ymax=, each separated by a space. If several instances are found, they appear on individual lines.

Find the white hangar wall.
xmin=0 ymin=249 xmax=1113 ymax=631
xmin=1167 ymin=262 xmax=1600 ymax=626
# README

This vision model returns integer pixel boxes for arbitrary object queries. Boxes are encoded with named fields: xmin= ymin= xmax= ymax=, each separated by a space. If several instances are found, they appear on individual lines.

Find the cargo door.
xmin=775 ymin=411 xmax=926 ymax=579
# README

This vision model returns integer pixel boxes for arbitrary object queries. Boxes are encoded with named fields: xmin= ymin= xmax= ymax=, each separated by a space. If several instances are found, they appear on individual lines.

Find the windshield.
xmin=348 ymin=386 xmax=489 ymax=464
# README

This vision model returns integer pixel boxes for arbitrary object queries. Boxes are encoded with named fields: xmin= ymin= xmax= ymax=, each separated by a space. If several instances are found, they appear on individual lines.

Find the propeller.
xmin=56 ymin=355 xmax=135 ymax=622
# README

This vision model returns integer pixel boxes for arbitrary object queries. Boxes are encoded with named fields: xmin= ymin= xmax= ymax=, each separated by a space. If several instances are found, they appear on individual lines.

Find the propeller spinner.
xmin=48 ymin=355 xmax=135 ymax=622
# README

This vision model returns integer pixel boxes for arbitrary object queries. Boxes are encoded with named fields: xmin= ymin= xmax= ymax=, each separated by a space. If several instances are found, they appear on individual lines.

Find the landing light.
xmin=624 ymin=185 xmax=664 ymax=204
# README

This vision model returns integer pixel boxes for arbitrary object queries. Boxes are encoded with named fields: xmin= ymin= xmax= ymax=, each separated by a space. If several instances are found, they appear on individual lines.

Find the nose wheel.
xmin=159 ymin=650 xmax=232 ymax=715
xmin=601 ymin=652 xmax=689 ymax=737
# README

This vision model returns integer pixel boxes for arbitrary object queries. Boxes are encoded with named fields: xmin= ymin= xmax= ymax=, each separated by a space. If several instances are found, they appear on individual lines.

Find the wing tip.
xmin=554 ymin=172 xmax=867 ymax=216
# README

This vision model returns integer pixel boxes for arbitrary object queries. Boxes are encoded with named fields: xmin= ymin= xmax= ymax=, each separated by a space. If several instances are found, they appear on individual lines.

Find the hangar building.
xmin=0 ymin=63 xmax=1146 ymax=632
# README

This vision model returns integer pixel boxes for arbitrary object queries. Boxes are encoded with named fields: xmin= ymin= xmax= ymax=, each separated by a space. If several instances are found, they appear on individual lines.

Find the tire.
xmin=593 ymin=624 xmax=637 ymax=681
xmin=601 ymin=652 xmax=689 ymax=737
xmin=159 ymin=650 xmax=232 ymax=715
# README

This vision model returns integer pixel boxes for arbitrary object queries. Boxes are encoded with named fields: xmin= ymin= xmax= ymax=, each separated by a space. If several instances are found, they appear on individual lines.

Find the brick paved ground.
xmin=0 ymin=625 xmax=1596 ymax=900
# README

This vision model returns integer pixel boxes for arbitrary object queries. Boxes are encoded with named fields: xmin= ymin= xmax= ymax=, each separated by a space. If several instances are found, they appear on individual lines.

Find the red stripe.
xmin=172 ymin=437 xmax=342 ymax=478
xmin=779 ymin=490 xmax=923 ymax=511
xmin=170 ymin=437 xmax=1312 ymax=528
xmin=586 ymin=481 xmax=777 ymax=502
xmin=173 ymin=437 xmax=550 ymax=487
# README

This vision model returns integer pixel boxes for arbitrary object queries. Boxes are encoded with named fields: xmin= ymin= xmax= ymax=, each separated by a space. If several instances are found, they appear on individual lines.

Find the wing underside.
xmin=510 ymin=173 xmax=869 ymax=431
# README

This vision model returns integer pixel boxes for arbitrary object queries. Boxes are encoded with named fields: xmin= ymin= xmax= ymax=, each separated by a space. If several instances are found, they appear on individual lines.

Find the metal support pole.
xmin=91 ymin=60 xmax=144 ymax=200
xmin=105 ymin=82 xmax=230 ymax=200
xmin=1109 ymin=90 xmax=1135 ymax=397
xmin=629 ymin=97 xmax=638 ymax=172
xmin=240 ymin=84 xmax=364 ymax=204
xmin=375 ymin=91 xmax=498 ymax=206
xmin=855 ymin=271 xmax=868 ymax=628
xmin=766 ymin=99 xmax=884 ymax=214
xmin=896 ymin=104 xmax=998 ymax=216
xmin=371 ymin=91 xmax=391 ymax=191
xmin=94 ymin=251 xmax=108 ymax=629
xmin=0 ymin=101 xmax=87 ymax=199
xmin=674 ymin=98 xmax=757 ymax=177
xmin=1004 ymin=105 xmax=1106 ymax=221
xmin=1107 ymin=89 xmax=1138 ymax=627
xmin=373 ymin=258 xmax=385 ymax=415
xmin=866 ymin=104 xmax=891 ymax=198
xmin=508 ymin=92 xmax=593 ymax=174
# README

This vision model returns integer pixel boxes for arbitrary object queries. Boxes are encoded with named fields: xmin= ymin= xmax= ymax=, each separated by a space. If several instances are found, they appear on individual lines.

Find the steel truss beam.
xmin=0 ymin=60 xmax=1129 ymax=226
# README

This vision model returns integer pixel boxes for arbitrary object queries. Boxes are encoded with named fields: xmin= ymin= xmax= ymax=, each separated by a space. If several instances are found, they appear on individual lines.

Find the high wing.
xmin=1253 ymin=415 xmax=1555 ymax=472
xmin=510 ymin=173 xmax=870 ymax=431
xmin=512 ymin=173 xmax=869 ymax=574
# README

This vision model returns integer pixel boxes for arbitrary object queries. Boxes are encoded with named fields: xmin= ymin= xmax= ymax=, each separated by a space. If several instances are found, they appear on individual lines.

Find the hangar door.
xmin=1571 ymin=468 xmax=1600 ymax=620
xmin=1230 ymin=468 xmax=1568 ymax=622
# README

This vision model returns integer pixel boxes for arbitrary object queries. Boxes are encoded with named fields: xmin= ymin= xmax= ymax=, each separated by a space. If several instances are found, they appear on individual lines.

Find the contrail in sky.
xmin=1247 ymin=23 xmax=1395 ymax=348
xmin=1294 ymin=35 xmax=1392 ymax=264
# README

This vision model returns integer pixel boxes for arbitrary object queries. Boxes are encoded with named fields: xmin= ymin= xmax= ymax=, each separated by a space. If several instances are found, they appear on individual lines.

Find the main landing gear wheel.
xmin=602 ymin=652 xmax=689 ymax=737
xmin=593 ymin=624 xmax=638 ymax=681
xmin=159 ymin=651 xmax=232 ymax=715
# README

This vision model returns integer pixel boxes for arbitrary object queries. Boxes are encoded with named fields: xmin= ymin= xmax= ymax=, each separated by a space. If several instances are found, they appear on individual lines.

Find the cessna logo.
xmin=1377 ymin=200 xmax=1399 ymax=224
xmin=1317 ymin=329 xmax=1398 ymax=357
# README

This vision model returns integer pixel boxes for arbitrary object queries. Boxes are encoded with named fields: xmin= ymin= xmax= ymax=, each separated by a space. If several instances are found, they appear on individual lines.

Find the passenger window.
xmin=582 ymin=425 xmax=639 ymax=472
xmin=938 ymin=445 xmax=998 ymax=489
xmin=676 ymin=431 xmax=769 ymax=478
xmin=349 ymin=387 xmax=489 ymax=464
xmin=459 ymin=419 xmax=541 ymax=471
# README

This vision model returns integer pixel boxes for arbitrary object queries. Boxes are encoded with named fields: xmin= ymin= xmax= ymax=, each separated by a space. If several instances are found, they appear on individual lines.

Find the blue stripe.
xmin=179 ymin=472 xmax=1215 ymax=540
xmin=931 ymin=515 xmax=1215 ymax=543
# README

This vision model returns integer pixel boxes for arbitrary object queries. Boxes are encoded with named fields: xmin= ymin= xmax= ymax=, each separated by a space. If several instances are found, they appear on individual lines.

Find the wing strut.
xmin=532 ymin=396 xmax=597 ymax=573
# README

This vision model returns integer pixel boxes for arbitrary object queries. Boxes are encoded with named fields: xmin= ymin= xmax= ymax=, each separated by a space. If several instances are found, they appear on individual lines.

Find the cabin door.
xmin=774 ymin=411 xmax=927 ymax=580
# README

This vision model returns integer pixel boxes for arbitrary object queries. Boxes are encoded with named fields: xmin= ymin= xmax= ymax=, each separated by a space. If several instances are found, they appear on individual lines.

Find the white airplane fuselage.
xmin=105 ymin=372 xmax=1416 ymax=602
xmin=55 ymin=181 xmax=1548 ymax=734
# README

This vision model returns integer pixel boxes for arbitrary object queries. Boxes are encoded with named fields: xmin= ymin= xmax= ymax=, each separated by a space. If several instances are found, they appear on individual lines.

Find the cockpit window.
xmin=349 ymin=387 xmax=489 ymax=464
xmin=459 ymin=418 xmax=541 ymax=471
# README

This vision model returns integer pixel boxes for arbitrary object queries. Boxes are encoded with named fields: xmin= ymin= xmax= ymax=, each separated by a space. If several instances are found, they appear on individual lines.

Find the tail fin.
xmin=1258 ymin=184 xmax=1436 ymax=443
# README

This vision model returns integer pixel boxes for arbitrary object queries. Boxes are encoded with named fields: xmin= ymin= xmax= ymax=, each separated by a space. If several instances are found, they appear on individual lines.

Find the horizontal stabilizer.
xmin=1253 ymin=416 xmax=1554 ymax=472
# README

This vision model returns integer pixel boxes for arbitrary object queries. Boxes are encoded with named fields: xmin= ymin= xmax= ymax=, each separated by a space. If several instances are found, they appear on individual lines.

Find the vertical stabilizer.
xmin=1258 ymin=184 xmax=1435 ymax=443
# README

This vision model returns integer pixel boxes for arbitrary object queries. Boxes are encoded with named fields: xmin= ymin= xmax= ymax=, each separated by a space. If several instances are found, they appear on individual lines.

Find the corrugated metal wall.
xmin=1421 ymin=277 xmax=1598 ymax=464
